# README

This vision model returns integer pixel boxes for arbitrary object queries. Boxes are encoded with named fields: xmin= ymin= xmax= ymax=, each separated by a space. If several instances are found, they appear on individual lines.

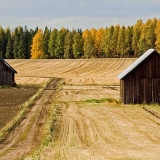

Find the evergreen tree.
xmin=5 ymin=36 xmax=13 ymax=59
xmin=77 ymin=28 xmax=83 ymax=35
xmin=12 ymin=31 xmax=19 ymax=59
xmin=48 ymin=28 xmax=58 ymax=58
xmin=43 ymin=26 xmax=50 ymax=57
xmin=73 ymin=33 xmax=84 ymax=58
xmin=31 ymin=29 xmax=45 ymax=59
xmin=24 ymin=27 xmax=32 ymax=59
xmin=18 ymin=34 xmax=26 ymax=58
xmin=0 ymin=26 xmax=6 ymax=58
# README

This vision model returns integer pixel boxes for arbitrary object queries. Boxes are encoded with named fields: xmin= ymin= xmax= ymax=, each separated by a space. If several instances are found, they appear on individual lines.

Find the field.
xmin=0 ymin=58 xmax=160 ymax=160
xmin=0 ymin=86 xmax=39 ymax=129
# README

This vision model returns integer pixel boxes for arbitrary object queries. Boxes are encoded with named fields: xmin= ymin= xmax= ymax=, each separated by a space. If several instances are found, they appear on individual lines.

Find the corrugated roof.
xmin=0 ymin=58 xmax=17 ymax=73
xmin=118 ymin=49 xmax=158 ymax=80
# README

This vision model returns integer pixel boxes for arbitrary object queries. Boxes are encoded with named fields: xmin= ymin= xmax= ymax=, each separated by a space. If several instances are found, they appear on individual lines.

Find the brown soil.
xmin=0 ymin=87 xmax=38 ymax=129
xmin=0 ymin=78 xmax=60 ymax=160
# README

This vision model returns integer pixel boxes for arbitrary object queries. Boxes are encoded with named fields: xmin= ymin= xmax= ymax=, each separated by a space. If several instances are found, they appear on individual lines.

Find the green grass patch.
xmin=82 ymin=98 xmax=120 ymax=104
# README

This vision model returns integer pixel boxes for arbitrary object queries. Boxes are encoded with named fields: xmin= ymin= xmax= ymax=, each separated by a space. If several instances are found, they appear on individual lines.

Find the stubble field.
xmin=0 ymin=58 xmax=160 ymax=160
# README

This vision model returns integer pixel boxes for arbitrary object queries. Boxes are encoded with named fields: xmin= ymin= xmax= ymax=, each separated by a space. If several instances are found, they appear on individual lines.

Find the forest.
xmin=0 ymin=18 xmax=160 ymax=59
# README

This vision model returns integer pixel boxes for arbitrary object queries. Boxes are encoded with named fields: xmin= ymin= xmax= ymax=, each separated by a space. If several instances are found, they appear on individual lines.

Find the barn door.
xmin=142 ymin=78 xmax=160 ymax=104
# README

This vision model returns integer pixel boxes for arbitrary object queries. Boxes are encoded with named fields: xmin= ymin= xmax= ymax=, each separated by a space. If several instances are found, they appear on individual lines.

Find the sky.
xmin=0 ymin=0 xmax=160 ymax=30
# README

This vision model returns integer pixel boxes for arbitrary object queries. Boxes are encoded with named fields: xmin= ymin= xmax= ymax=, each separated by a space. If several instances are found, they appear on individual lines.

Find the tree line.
xmin=1 ymin=18 xmax=160 ymax=59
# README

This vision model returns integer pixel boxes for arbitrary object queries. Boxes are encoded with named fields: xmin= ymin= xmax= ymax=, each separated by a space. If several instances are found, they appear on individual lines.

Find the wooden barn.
xmin=118 ymin=49 xmax=160 ymax=104
xmin=0 ymin=58 xmax=17 ymax=86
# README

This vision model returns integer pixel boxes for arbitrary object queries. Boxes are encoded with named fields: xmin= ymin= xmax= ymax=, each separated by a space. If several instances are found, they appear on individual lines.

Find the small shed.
xmin=0 ymin=58 xmax=17 ymax=86
xmin=118 ymin=49 xmax=160 ymax=104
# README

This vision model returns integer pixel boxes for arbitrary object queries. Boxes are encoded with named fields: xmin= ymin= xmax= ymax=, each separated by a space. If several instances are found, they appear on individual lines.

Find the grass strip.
xmin=0 ymin=78 xmax=52 ymax=142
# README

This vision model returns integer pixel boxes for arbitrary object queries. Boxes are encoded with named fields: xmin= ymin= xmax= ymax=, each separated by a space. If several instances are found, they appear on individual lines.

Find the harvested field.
xmin=6 ymin=58 xmax=136 ymax=85
xmin=40 ymin=102 xmax=160 ymax=160
xmin=0 ymin=59 xmax=160 ymax=160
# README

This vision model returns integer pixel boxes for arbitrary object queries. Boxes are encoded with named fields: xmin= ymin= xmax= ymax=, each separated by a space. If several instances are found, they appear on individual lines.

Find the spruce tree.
xmin=0 ymin=26 xmax=6 ymax=58
xmin=43 ymin=26 xmax=50 ymax=57
xmin=48 ymin=28 xmax=58 ymax=58
xmin=5 ymin=36 xmax=13 ymax=59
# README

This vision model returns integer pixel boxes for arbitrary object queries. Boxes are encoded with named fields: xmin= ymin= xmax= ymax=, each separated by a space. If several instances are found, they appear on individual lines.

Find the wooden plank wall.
xmin=121 ymin=52 xmax=160 ymax=104
xmin=0 ymin=61 xmax=13 ymax=85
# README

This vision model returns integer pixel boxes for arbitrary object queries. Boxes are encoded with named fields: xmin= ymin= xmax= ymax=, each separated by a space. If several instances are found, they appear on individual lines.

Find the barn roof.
xmin=0 ymin=58 xmax=17 ymax=73
xmin=118 ymin=49 xmax=158 ymax=80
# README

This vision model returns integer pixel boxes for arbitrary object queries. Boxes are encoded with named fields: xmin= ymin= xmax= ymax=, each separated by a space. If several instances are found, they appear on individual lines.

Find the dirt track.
xmin=0 ymin=78 xmax=60 ymax=160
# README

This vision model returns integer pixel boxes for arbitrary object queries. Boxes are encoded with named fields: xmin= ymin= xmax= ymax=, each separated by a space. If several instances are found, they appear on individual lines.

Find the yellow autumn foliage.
xmin=31 ymin=29 xmax=45 ymax=59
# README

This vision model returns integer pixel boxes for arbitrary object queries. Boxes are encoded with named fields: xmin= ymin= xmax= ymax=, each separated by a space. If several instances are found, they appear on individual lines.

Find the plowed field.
xmin=0 ymin=86 xmax=39 ymax=129
xmin=0 ymin=58 xmax=160 ymax=160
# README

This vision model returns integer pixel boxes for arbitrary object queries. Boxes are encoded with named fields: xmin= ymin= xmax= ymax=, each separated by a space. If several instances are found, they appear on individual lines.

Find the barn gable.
xmin=0 ymin=59 xmax=17 ymax=86
xmin=118 ymin=49 xmax=160 ymax=104
xmin=118 ymin=49 xmax=156 ymax=79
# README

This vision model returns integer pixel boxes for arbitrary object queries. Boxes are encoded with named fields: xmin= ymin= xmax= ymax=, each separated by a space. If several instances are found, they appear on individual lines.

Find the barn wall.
xmin=0 ymin=60 xmax=13 ymax=86
xmin=121 ymin=52 xmax=160 ymax=104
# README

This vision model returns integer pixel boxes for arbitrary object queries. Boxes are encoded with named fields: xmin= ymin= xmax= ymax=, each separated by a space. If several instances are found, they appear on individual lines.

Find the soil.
xmin=0 ymin=78 xmax=60 ymax=160
xmin=0 ymin=87 xmax=39 ymax=129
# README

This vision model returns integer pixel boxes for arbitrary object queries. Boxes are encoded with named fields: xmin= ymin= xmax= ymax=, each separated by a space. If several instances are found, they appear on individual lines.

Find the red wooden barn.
xmin=118 ymin=49 xmax=160 ymax=104
xmin=0 ymin=58 xmax=17 ymax=86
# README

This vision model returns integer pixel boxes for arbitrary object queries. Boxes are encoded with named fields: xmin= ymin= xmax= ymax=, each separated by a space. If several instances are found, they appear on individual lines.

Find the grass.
xmin=81 ymin=98 xmax=120 ymax=104
xmin=23 ymin=81 xmax=60 ymax=160
xmin=0 ymin=78 xmax=52 ymax=143
xmin=0 ymin=85 xmax=10 ymax=89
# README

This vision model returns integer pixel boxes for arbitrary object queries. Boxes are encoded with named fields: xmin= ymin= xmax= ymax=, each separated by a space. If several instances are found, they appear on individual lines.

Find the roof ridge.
xmin=118 ymin=49 xmax=157 ymax=79
xmin=0 ymin=58 xmax=17 ymax=73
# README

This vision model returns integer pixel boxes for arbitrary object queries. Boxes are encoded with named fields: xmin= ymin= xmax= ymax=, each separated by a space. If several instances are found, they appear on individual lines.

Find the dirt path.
xmin=40 ymin=102 xmax=160 ymax=160
xmin=0 ymin=78 xmax=60 ymax=160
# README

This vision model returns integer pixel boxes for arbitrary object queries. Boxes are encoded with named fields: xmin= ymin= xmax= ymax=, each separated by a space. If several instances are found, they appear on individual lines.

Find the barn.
xmin=0 ymin=58 xmax=17 ymax=86
xmin=118 ymin=49 xmax=160 ymax=104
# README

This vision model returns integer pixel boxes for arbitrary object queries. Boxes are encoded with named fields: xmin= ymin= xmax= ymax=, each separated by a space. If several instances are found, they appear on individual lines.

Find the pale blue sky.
xmin=0 ymin=0 xmax=160 ymax=30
